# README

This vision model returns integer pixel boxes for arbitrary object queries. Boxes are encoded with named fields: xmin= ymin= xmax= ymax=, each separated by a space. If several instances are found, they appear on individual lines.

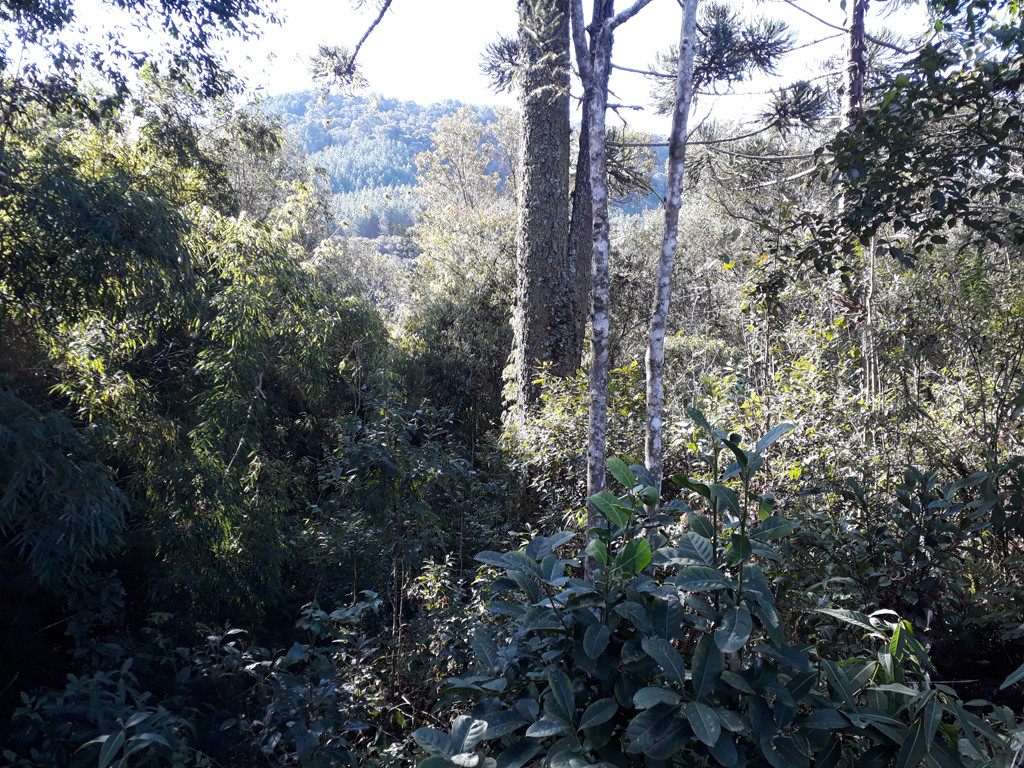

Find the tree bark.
xmin=571 ymin=0 xmax=653 ymax=581
xmin=842 ymin=0 xmax=868 ymax=130
xmin=514 ymin=0 xmax=573 ymax=420
xmin=644 ymin=0 xmax=699 ymax=506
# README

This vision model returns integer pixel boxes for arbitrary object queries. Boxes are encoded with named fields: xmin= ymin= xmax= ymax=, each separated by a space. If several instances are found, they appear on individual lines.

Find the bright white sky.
xmin=228 ymin=0 xmax=917 ymax=133
xmin=63 ymin=0 xmax=929 ymax=134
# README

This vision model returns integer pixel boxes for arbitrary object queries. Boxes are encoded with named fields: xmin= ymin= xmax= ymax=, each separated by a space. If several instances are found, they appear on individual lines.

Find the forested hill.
xmin=258 ymin=92 xmax=507 ymax=236
xmin=258 ymin=91 xmax=667 ymax=236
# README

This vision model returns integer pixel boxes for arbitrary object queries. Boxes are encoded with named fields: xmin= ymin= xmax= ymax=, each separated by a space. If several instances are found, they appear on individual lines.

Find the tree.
xmin=513 ymin=0 xmax=575 ymax=420
xmin=570 ymin=0 xmax=654 ymax=572
xmin=644 ymin=0 xmax=699 ymax=506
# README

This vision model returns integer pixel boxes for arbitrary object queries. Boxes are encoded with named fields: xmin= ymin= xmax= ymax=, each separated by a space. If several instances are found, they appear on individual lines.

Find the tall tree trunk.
xmin=570 ymin=0 xmax=653 ymax=581
xmin=843 ymin=0 xmax=868 ymax=129
xmin=644 ymin=0 xmax=699 ymax=506
xmin=514 ymin=0 xmax=572 ymax=420
xmin=565 ymin=0 xmax=612 ymax=370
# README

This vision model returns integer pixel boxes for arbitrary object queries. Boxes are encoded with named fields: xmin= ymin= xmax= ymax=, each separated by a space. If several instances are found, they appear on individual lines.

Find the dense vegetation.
xmin=1 ymin=0 xmax=1023 ymax=766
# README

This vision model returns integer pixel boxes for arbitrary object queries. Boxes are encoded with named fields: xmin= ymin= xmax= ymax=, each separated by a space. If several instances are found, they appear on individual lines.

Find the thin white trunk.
xmin=644 ymin=0 xmax=699 ymax=505
xmin=570 ymin=0 xmax=653 ymax=581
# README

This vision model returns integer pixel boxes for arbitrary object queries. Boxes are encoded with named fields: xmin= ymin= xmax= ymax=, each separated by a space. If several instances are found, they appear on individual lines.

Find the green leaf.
xmin=755 ymin=424 xmax=794 ymax=455
xmin=495 ymin=740 xmax=542 ymax=768
xmin=451 ymin=717 xmax=488 ymax=753
xmin=687 ymin=511 xmax=715 ymax=539
xmin=625 ymin=704 xmax=687 ymax=759
xmin=589 ymin=491 xmax=628 ymax=529
xmin=687 ymin=407 xmax=715 ymax=435
xmin=614 ymin=538 xmax=651 ymax=575
xmin=583 ymin=624 xmax=611 ymax=659
xmin=633 ymin=686 xmax=682 ymax=709
xmin=817 ymin=608 xmax=879 ymax=636
xmin=525 ymin=717 xmax=569 ymax=738
xmin=715 ymin=607 xmax=752 ymax=653
xmin=691 ymin=635 xmax=722 ymax=699
xmin=481 ymin=711 xmax=528 ymax=739
xmin=472 ymin=629 xmax=500 ymax=672
xmin=585 ymin=538 xmax=609 ymax=566
xmin=686 ymin=701 xmax=721 ymax=747
xmin=709 ymin=731 xmax=739 ymax=767
xmin=757 ymin=494 xmax=775 ymax=520
xmin=452 ymin=752 xmax=482 ymax=767
xmin=414 ymin=727 xmax=455 ymax=758
xmin=725 ymin=534 xmax=752 ymax=564
xmin=1000 ymin=660 xmax=1024 ymax=689
xmin=674 ymin=565 xmax=732 ymax=592
xmin=420 ymin=757 xmax=453 ymax=768
xmin=896 ymin=717 xmax=929 ymax=768
xmin=580 ymin=699 xmax=618 ymax=729
xmin=750 ymin=517 xmax=795 ymax=540
xmin=547 ymin=670 xmax=575 ymax=724
xmin=98 ymin=730 xmax=126 ymax=768
xmin=641 ymin=637 xmax=687 ymax=686
xmin=607 ymin=457 xmax=636 ymax=490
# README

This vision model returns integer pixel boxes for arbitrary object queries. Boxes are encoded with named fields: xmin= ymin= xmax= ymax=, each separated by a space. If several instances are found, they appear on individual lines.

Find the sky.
xmin=59 ymin=0 xmax=930 ymax=134
xmin=225 ymin=0 xmax=874 ymax=134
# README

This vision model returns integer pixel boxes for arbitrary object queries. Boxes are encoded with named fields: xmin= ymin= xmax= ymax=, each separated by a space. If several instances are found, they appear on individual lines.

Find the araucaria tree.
xmin=513 ymin=0 xmax=575 ymax=420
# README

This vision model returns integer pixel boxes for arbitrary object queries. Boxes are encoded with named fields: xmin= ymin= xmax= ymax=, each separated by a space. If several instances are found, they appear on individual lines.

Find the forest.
xmin=0 ymin=0 xmax=1022 ymax=766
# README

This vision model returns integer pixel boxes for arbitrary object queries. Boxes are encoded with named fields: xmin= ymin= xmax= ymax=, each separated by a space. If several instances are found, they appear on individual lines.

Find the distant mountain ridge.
xmin=258 ymin=91 xmax=505 ymax=237
xmin=257 ymin=91 xmax=666 ymax=238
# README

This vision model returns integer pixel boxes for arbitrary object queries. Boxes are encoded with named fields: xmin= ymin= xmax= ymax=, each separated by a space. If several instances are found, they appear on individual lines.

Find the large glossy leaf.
xmin=413 ymin=726 xmax=454 ymax=758
xmin=686 ymin=511 xmax=715 ymax=539
xmin=525 ymin=717 xmax=569 ymax=738
xmin=896 ymin=717 xmax=929 ymax=768
xmin=687 ymin=407 xmax=714 ymax=435
xmin=674 ymin=565 xmax=732 ymax=592
xmin=755 ymin=423 xmax=794 ymax=455
xmin=633 ymin=686 xmax=682 ymax=709
xmin=625 ymin=703 xmax=688 ymax=759
xmin=817 ymin=609 xmax=878 ymax=636
xmin=1000 ymin=660 xmax=1024 ymax=689
xmin=585 ymin=538 xmax=609 ymax=566
xmin=452 ymin=717 xmax=488 ymax=753
xmin=589 ymin=491 xmax=629 ymax=529
xmin=547 ymin=669 xmax=576 ymax=724
xmin=607 ymin=457 xmax=636 ymax=490
xmin=614 ymin=538 xmax=651 ymax=575
xmin=709 ymin=731 xmax=739 ymax=767
xmin=583 ymin=624 xmax=611 ymax=659
xmin=579 ymin=698 xmax=618 ymax=729
xmin=472 ymin=629 xmax=499 ymax=672
xmin=715 ymin=606 xmax=752 ymax=653
xmin=642 ymin=637 xmax=687 ymax=686
xmin=686 ymin=701 xmax=721 ymax=747
xmin=691 ymin=635 xmax=722 ymax=700
xmin=750 ymin=517 xmax=795 ymax=540
xmin=481 ymin=710 xmax=528 ymax=739
xmin=496 ymin=739 xmax=543 ymax=768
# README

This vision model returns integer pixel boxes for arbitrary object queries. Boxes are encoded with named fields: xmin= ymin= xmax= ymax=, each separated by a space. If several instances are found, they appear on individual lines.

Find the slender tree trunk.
xmin=566 ymin=0 xmax=612 ymax=369
xmin=583 ymin=19 xmax=613 ymax=509
xmin=843 ymin=0 xmax=868 ymax=129
xmin=644 ymin=0 xmax=699 ymax=506
xmin=514 ymin=0 xmax=573 ymax=420
xmin=567 ymin=94 xmax=593 ymax=367
xmin=571 ymin=0 xmax=654 ymax=581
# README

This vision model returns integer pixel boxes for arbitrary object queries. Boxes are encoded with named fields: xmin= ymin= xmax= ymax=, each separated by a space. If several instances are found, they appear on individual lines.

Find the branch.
xmin=610 ymin=0 xmax=656 ymax=31
xmin=351 ymin=0 xmax=393 ymax=68
xmin=570 ymin=0 xmax=593 ymax=83
xmin=707 ymin=144 xmax=817 ymax=161
xmin=778 ymin=0 xmax=912 ymax=54
xmin=740 ymin=164 xmax=820 ymax=189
